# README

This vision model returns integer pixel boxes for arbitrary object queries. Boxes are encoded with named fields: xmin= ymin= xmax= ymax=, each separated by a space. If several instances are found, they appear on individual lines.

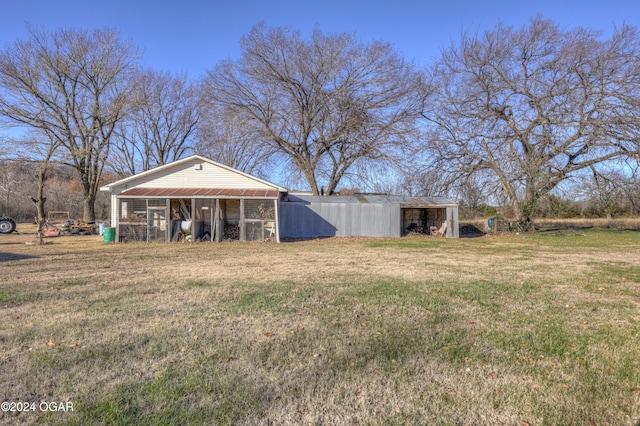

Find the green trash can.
xmin=103 ymin=227 xmax=116 ymax=243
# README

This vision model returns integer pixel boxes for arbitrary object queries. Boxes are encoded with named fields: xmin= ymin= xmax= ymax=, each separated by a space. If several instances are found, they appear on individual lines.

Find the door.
xmin=147 ymin=206 xmax=168 ymax=242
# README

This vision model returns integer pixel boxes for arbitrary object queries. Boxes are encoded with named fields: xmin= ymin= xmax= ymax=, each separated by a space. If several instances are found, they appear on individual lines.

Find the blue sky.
xmin=2 ymin=0 xmax=640 ymax=78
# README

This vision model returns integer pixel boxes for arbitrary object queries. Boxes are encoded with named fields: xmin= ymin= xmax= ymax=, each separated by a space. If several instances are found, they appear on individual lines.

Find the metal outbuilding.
xmin=100 ymin=156 xmax=459 ymax=242
xmin=279 ymin=193 xmax=459 ymax=239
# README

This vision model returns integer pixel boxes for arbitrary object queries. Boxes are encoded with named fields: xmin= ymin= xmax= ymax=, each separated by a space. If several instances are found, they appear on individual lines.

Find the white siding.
xmin=139 ymin=159 xmax=272 ymax=189
xmin=110 ymin=158 xmax=275 ymax=195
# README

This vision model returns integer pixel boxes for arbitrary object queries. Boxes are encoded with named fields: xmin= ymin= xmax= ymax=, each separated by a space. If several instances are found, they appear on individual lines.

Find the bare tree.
xmin=27 ymin=134 xmax=60 ymax=243
xmin=0 ymin=159 xmax=27 ymax=218
xmin=573 ymin=161 xmax=640 ymax=216
xmin=203 ymin=23 xmax=425 ymax=195
xmin=0 ymin=25 xmax=140 ymax=221
xmin=110 ymin=70 xmax=199 ymax=177
xmin=422 ymin=17 xmax=640 ymax=229
xmin=0 ymin=128 xmax=61 ymax=242
xmin=194 ymin=103 xmax=275 ymax=177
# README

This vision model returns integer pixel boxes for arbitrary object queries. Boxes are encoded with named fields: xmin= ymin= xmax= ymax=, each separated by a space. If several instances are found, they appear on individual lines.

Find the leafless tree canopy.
xmin=0 ymin=26 xmax=140 ymax=221
xmin=110 ymin=70 xmax=199 ymax=177
xmin=203 ymin=23 xmax=425 ymax=195
xmin=3 ymin=19 xmax=640 ymax=223
xmin=194 ymin=103 xmax=275 ymax=178
xmin=423 ymin=17 xmax=640 ymax=226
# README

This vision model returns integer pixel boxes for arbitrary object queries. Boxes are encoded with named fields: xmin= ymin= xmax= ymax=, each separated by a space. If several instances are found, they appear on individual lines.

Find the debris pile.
xmin=223 ymin=224 xmax=239 ymax=240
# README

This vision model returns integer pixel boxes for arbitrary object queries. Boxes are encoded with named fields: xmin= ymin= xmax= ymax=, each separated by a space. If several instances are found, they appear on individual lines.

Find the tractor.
xmin=0 ymin=215 xmax=16 ymax=234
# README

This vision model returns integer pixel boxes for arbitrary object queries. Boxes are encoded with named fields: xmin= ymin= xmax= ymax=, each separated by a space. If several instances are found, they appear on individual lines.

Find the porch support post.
xmin=115 ymin=198 xmax=120 ymax=242
xmin=214 ymin=199 xmax=221 ymax=242
xmin=274 ymin=198 xmax=280 ymax=243
xmin=166 ymin=199 xmax=171 ymax=242
xmin=239 ymin=199 xmax=246 ymax=241
xmin=191 ymin=198 xmax=196 ymax=240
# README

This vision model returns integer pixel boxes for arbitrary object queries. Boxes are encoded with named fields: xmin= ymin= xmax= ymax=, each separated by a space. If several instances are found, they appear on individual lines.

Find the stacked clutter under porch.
xmin=116 ymin=197 xmax=278 ymax=243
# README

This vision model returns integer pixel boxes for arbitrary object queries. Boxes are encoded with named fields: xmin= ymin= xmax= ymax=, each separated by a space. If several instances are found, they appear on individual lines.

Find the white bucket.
xmin=180 ymin=220 xmax=192 ymax=233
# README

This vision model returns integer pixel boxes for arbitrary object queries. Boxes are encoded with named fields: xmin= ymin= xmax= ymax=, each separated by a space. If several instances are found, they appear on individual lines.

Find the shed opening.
xmin=402 ymin=208 xmax=447 ymax=236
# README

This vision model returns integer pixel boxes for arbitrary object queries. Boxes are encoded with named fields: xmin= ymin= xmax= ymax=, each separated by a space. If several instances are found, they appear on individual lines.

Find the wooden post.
xmin=165 ymin=199 xmax=171 ymax=242
xmin=239 ymin=199 xmax=246 ymax=241
xmin=274 ymin=198 xmax=280 ymax=243
xmin=208 ymin=201 xmax=213 ymax=242
xmin=214 ymin=199 xmax=221 ymax=242
xmin=191 ymin=198 xmax=196 ymax=240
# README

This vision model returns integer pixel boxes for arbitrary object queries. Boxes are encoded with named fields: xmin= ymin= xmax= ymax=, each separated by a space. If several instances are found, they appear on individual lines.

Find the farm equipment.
xmin=41 ymin=222 xmax=61 ymax=238
xmin=66 ymin=219 xmax=96 ymax=235
xmin=45 ymin=211 xmax=96 ymax=236
xmin=0 ymin=215 xmax=17 ymax=234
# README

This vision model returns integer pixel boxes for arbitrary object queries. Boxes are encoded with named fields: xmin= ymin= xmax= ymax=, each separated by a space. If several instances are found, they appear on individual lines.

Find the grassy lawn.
xmin=0 ymin=227 xmax=639 ymax=425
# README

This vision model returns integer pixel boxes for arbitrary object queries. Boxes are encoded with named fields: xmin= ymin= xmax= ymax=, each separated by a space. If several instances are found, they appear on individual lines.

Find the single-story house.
xmin=100 ymin=155 xmax=287 ymax=243
xmin=100 ymin=155 xmax=459 ymax=242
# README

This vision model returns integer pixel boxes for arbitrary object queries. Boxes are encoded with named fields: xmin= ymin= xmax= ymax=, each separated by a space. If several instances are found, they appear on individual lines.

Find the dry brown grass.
xmin=1 ymin=225 xmax=639 ymax=425
xmin=534 ymin=217 xmax=640 ymax=231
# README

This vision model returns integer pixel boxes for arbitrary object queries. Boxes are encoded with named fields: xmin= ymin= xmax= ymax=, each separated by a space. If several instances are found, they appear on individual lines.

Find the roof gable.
xmin=101 ymin=155 xmax=287 ymax=194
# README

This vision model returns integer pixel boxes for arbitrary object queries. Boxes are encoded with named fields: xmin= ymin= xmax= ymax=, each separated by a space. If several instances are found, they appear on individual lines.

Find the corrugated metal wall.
xmin=447 ymin=206 xmax=460 ymax=238
xmin=279 ymin=200 xmax=401 ymax=238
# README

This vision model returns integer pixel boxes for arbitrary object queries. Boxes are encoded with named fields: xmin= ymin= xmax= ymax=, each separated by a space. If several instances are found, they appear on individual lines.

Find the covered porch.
xmin=115 ymin=188 xmax=280 ymax=243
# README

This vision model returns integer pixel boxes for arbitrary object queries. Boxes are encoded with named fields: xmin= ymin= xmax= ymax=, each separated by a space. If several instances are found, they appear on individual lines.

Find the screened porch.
xmin=115 ymin=196 xmax=279 ymax=243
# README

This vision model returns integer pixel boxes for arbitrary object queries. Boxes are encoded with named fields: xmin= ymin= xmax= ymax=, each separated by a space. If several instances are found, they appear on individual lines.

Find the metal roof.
xmin=118 ymin=187 xmax=281 ymax=198
xmin=281 ymin=194 xmax=458 ymax=207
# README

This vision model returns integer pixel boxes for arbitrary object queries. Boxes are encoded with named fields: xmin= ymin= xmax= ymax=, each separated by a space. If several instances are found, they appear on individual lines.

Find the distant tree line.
xmin=0 ymin=161 xmax=112 ymax=221
xmin=1 ymin=18 xmax=639 ymax=227
xmin=2 ymin=159 xmax=637 ymax=222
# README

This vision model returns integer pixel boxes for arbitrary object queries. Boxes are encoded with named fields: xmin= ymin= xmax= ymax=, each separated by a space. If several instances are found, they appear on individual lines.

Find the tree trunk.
xmin=31 ymin=165 xmax=48 ymax=245
xmin=300 ymin=164 xmax=320 ymax=196
xmin=515 ymin=190 xmax=537 ymax=232
xmin=83 ymin=194 xmax=96 ymax=223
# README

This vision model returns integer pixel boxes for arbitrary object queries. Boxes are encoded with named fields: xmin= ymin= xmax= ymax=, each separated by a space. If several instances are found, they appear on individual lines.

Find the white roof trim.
xmin=100 ymin=155 xmax=287 ymax=192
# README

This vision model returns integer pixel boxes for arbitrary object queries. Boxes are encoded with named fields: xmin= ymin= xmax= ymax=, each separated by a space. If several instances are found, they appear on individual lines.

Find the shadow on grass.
xmin=0 ymin=251 xmax=39 ymax=262
xmin=459 ymin=223 xmax=486 ymax=238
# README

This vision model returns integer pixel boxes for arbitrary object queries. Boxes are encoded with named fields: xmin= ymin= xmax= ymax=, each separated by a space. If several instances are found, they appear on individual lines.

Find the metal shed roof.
xmin=281 ymin=194 xmax=458 ymax=207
